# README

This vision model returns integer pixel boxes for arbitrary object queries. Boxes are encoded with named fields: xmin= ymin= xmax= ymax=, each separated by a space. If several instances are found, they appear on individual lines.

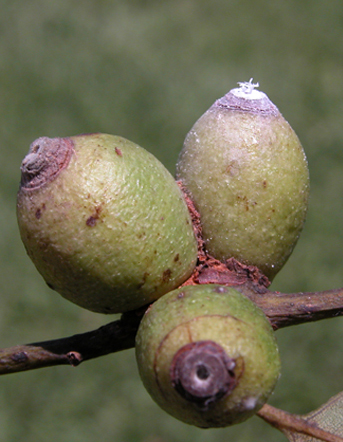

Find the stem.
xmin=0 ymin=310 xmax=142 ymax=375
xmin=0 ymin=284 xmax=343 ymax=375
xmin=246 ymin=286 xmax=343 ymax=330
xmin=0 ymin=285 xmax=343 ymax=375
xmin=257 ymin=403 xmax=343 ymax=442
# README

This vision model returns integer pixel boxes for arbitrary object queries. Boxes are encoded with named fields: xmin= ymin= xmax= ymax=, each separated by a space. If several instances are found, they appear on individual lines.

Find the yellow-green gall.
xmin=176 ymin=80 xmax=309 ymax=280
xmin=17 ymin=133 xmax=197 ymax=313
xmin=135 ymin=284 xmax=281 ymax=428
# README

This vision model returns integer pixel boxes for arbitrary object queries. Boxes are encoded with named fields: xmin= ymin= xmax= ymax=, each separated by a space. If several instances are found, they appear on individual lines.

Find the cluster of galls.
xmin=17 ymin=80 xmax=309 ymax=428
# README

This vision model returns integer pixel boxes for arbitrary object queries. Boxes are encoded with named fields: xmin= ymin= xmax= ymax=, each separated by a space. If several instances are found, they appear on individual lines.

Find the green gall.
xmin=176 ymin=80 xmax=310 ymax=280
xmin=135 ymin=284 xmax=281 ymax=428
xmin=17 ymin=134 xmax=197 ymax=313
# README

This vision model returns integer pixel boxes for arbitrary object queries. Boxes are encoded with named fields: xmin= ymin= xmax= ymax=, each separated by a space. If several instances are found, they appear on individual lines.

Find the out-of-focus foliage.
xmin=1 ymin=1 xmax=343 ymax=441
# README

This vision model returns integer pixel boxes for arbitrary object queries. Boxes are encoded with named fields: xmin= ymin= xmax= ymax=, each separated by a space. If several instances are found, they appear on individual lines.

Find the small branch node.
xmin=66 ymin=351 xmax=83 ymax=366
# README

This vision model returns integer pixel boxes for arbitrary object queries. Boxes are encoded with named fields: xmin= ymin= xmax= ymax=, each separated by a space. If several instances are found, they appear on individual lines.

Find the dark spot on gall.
xmin=174 ymin=254 xmax=180 ymax=262
xmin=263 ymin=180 xmax=267 ymax=188
xmin=137 ymin=272 xmax=150 ymax=289
xmin=162 ymin=269 xmax=172 ymax=282
xmin=115 ymin=147 xmax=123 ymax=157
xmin=86 ymin=216 xmax=97 ymax=227
xmin=177 ymin=291 xmax=185 ymax=299
xmin=86 ymin=205 xmax=103 ymax=227
xmin=237 ymin=195 xmax=257 ymax=211
xmin=143 ymin=272 xmax=149 ymax=281
xmin=35 ymin=203 xmax=46 ymax=219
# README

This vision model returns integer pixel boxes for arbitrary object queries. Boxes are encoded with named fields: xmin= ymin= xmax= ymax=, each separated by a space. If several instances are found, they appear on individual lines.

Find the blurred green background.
xmin=1 ymin=1 xmax=343 ymax=441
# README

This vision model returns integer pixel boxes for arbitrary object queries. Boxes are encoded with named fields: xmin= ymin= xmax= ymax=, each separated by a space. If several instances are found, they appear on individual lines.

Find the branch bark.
xmin=0 ymin=310 xmax=142 ymax=375
xmin=245 ymin=285 xmax=343 ymax=330
xmin=1 ymin=285 xmax=343 ymax=375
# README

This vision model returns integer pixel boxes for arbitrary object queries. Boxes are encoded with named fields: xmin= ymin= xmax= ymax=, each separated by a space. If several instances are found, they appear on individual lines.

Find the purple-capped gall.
xmin=135 ymin=284 xmax=281 ymax=428
xmin=176 ymin=80 xmax=309 ymax=280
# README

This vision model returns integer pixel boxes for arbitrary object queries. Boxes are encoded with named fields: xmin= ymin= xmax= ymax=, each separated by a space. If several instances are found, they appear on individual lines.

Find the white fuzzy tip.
xmin=243 ymin=396 xmax=258 ymax=410
xmin=230 ymin=78 xmax=267 ymax=100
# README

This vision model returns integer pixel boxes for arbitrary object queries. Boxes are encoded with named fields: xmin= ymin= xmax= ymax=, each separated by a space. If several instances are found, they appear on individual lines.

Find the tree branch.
xmin=245 ymin=285 xmax=343 ymax=330
xmin=0 ymin=310 xmax=142 ymax=375
xmin=1 ymin=285 xmax=343 ymax=376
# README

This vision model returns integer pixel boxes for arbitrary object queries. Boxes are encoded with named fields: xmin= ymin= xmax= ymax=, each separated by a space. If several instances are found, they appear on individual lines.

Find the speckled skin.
xmin=176 ymin=88 xmax=309 ymax=280
xmin=135 ymin=284 xmax=281 ymax=428
xmin=17 ymin=134 xmax=197 ymax=313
